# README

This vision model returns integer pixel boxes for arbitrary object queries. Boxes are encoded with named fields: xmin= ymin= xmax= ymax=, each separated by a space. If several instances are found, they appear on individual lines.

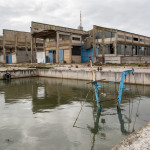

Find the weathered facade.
xmin=1 ymin=29 xmax=44 ymax=63
xmin=83 ymin=25 xmax=150 ymax=63
xmin=0 ymin=35 xmax=3 ymax=62
xmin=31 ymin=22 xmax=87 ymax=64
xmin=1 ymin=22 xmax=150 ymax=64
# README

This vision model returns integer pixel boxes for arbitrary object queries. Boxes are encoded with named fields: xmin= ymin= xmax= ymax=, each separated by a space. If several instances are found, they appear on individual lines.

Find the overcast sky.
xmin=0 ymin=0 xmax=150 ymax=36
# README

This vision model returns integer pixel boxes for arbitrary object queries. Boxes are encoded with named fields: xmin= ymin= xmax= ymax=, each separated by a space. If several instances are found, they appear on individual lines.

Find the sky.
xmin=0 ymin=0 xmax=150 ymax=36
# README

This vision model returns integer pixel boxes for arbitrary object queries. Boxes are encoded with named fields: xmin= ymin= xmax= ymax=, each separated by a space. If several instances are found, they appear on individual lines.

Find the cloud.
xmin=0 ymin=0 xmax=150 ymax=36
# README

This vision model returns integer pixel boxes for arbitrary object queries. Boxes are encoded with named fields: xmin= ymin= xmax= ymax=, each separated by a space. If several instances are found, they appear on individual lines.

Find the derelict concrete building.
xmin=31 ymin=22 xmax=87 ymax=64
xmin=0 ymin=29 xmax=44 ymax=63
xmin=84 ymin=25 xmax=150 ymax=64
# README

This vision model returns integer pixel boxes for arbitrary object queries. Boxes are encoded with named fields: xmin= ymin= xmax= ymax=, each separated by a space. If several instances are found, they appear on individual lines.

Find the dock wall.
xmin=38 ymin=69 xmax=150 ymax=85
xmin=0 ymin=69 xmax=37 ymax=79
xmin=0 ymin=69 xmax=150 ymax=85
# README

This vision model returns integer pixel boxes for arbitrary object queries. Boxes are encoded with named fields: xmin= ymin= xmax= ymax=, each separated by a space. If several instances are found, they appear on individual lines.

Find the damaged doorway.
xmin=48 ymin=50 xmax=56 ymax=63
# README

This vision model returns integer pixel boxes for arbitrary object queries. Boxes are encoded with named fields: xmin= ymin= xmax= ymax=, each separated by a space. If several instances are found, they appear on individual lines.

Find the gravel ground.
xmin=112 ymin=122 xmax=150 ymax=150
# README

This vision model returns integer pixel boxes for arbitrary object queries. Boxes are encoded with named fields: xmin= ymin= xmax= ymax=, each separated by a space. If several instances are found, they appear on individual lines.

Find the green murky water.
xmin=0 ymin=77 xmax=150 ymax=150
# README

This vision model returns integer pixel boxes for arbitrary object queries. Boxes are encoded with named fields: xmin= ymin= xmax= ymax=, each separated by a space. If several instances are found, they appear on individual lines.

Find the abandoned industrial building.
xmin=88 ymin=25 xmax=150 ymax=63
xmin=0 ymin=21 xmax=150 ymax=64
xmin=31 ymin=21 xmax=87 ymax=64
xmin=0 ymin=29 xmax=44 ymax=63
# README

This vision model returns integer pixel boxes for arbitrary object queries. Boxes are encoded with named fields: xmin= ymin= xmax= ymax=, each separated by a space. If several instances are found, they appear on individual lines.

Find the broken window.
xmin=0 ymin=40 xmax=2 ymax=45
xmin=139 ymin=47 xmax=145 ymax=55
xmin=133 ymin=46 xmax=139 ymax=55
xmin=60 ymin=35 xmax=69 ymax=41
xmin=147 ymin=48 xmax=150 ymax=55
xmin=144 ymin=47 xmax=150 ymax=55
xmin=104 ymin=44 xmax=114 ymax=54
xmin=72 ymin=37 xmax=80 ymax=41
xmin=145 ymin=40 xmax=149 ymax=44
xmin=118 ymin=34 xmax=124 ymax=39
xmin=72 ymin=46 xmax=81 ymax=55
xmin=117 ymin=44 xmax=124 ymax=55
xmin=98 ymin=45 xmax=102 ymax=54
xmin=104 ymin=31 xmax=115 ymax=38
xmin=126 ymin=36 xmax=132 ymax=40
xmin=36 ymin=43 xmax=43 ymax=47
xmin=96 ymin=32 xmax=102 ymax=39
xmin=133 ymin=37 xmax=138 ymax=41
xmin=125 ymin=45 xmax=132 ymax=55
xmin=140 ymin=39 xmax=144 ymax=42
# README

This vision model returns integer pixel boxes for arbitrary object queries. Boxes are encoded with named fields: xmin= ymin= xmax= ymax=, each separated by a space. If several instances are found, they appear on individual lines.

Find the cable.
xmin=73 ymin=86 xmax=93 ymax=127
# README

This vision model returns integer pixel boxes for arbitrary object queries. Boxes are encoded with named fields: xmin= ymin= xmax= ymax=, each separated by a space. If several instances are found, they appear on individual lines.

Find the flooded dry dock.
xmin=0 ymin=77 xmax=150 ymax=150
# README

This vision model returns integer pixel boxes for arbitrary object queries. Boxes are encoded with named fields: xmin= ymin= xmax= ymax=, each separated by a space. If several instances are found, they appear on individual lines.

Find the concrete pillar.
xmin=35 ymin=38 xmax=37 ymax=63
xmin=114 ymin=31 xmax=118 ymax=56
xmin=56 ymin=31 xmax=59 ymax=64
xmin=124 ymin=32 xmax=126 ymax=56
xmin=2 ymin=33 xmax=5 ymax=63
xmin=93 ymin=26 xmax=96 ymax=62
xmin=131 ymin=34 xmax=133 ymax=56
xmin=25 ymin=35 xmax=29 ymax=62
xmin=102 ymin=28 xmax=105 ymax=63
xmin=15 ymin=33 xmax=18 ymax=63
xmin=43 ymin=39 xmax=46 ymax=63
xmin=69 ymin=33 xmax=72 ymax=63
xmin=31 ymin=35 xmax=34 ymax=63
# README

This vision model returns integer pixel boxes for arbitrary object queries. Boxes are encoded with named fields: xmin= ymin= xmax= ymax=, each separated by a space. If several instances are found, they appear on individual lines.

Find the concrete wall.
xmin=31 ymin=22 xmax=87 ymax=35
xmin=38 ymin=69 xmax=150 ymax=85
xmin=121 ymin=56 xmax=150 ymax=63
xmin=12 ymin=54 xmax=16 ymax=63
xmin=105 ymin=56 xmax=121 ymax=64
xmin=17 ymin=50 xmax=36 ymax=63
xmin=0 ymin=69 xmax=37 ymax=79
xmin=72 ymin=56 xmax=81 ymax=63
xmin=36 ymin=51 xmax=45 ymax=63
xmin=0 ymin=68 xmax=149 ymax=85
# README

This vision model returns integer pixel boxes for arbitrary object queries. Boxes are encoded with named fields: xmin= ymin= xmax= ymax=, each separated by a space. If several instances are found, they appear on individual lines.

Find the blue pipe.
xmin=117 ymin=69 xmax=134 ymax=109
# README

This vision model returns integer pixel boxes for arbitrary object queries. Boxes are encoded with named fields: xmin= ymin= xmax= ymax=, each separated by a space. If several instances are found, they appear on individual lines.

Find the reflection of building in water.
xmin=0 ymin=92 xmax=5 ymax=107
xmin=31 ymin=78 xmax=91 ymax=113
xmin=37 ymin=87 xmax=45 ymax=99
xmin=0 ymin=77 xmax=150 ymax=114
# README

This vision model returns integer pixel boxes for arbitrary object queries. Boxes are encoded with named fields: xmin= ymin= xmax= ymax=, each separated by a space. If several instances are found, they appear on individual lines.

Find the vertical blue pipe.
xmin=93 ymin=81 xmax=101 ymax=110
xmin=118 ymin=69 xmax=134 ymax=109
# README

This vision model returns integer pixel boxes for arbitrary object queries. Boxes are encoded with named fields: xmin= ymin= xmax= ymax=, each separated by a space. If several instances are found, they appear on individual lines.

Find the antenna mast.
xmin=78 ymin=11 xmax=83 ymax=30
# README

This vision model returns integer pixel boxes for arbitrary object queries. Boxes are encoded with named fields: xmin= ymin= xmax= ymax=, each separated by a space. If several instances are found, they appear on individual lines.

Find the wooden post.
xmin=56 ymin=31 xmax=59 ymax=64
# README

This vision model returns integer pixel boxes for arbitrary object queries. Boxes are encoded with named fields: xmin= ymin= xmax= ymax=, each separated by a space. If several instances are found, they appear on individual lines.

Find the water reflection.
xmin=0 ymin=77 xmax=150 ymax=150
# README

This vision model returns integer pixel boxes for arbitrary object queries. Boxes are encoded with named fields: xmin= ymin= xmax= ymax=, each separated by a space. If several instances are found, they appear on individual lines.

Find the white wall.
xmin=36 ymin=52 xmax=45 ymax=63
xmin=12 ymin=54 xmax=17 ymax=63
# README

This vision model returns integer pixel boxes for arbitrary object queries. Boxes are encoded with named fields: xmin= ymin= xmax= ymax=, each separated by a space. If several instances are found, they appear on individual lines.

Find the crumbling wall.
xmin=17 ymin=50 xmax=36 ymax=63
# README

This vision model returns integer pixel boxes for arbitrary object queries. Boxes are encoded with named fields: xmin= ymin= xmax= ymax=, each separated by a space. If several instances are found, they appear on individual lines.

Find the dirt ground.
xmin=0 ymin=63 xmax=150 ymax=73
